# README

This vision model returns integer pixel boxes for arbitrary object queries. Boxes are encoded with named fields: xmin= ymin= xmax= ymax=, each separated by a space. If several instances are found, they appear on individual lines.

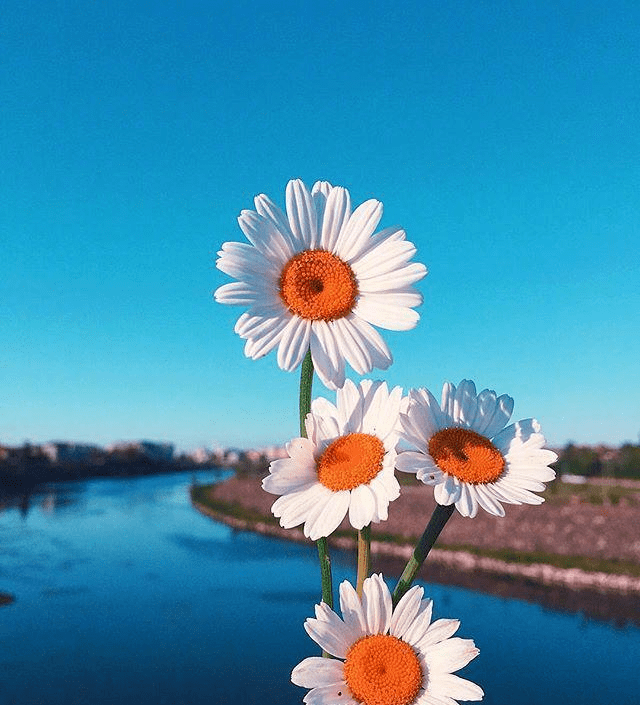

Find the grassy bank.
xmin=191 ymin=483 xmax=640 ymax=579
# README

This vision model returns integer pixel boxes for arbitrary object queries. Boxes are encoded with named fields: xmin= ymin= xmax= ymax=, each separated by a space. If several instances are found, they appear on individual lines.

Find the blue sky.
xmin=2 ymin=0 xmax=639 ymax=451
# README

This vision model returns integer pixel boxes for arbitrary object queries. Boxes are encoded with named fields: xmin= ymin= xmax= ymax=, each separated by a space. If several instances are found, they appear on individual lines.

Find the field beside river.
xmin=192 ymin=474 xmax=640 ymax=595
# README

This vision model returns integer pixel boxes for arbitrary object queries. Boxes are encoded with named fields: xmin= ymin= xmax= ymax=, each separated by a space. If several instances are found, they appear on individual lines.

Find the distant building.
xmin=224 ymin=450 xmax=240 ymax=464
xmin=189 ymin=447 xmax=212 ymax=464
xmin=261 ymin=445 xmax=287 ymax=460
xmin=42 ymin=442 xmax=99 ymax=463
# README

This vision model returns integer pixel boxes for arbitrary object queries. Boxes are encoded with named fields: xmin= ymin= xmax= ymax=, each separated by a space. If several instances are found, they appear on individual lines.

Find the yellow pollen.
xmin=344 ymin=634 xmax=423 ymax=705
xmin=317 ymin=433 xmax=385 ymax=491
xmin=428 ymin=427 xmax=505 ymax=484
xmin=278 ymin=249 xmax=358 ymax=321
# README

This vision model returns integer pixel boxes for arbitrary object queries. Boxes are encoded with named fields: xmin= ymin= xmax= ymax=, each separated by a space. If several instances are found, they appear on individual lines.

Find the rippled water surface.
xmin=1 ymin=471 xmax=639 ymax=705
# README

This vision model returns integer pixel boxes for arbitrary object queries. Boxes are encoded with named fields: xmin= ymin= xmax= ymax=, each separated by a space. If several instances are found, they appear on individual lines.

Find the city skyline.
xmin=3 ymin=1 xmax=639 ymax=451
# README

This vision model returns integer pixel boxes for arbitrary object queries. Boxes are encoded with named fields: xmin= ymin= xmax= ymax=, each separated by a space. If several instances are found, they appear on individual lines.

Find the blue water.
xmin=1 ymin=471 xmax=639 ymax=705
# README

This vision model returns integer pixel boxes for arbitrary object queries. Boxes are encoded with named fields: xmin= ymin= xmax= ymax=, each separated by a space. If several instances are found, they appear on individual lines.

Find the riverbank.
xmin=191 ymin=475 xmax=640 ymax=596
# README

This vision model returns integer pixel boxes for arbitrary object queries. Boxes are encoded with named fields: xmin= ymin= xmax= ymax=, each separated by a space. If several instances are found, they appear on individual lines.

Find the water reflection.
xmin=1 ymin=483 xmax=85 ymax=517
xmin=373 ymin=552 xmax=640 ymax=628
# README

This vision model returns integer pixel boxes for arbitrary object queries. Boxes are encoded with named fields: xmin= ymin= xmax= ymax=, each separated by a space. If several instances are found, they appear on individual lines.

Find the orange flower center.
xmin=317 ymin=433 xmax=385 ymax=491
xmin=278 ymin=250 xmax=358 ymax=321
xmin=344 ymin=634 xmax=423 ymax=705
xmin=428 ymin=427 xmax=505 ymax=484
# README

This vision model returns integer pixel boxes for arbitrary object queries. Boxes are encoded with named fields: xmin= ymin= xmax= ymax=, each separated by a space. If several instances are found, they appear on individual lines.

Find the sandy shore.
xmin=193 ymin=475 xmax=640 ymax=597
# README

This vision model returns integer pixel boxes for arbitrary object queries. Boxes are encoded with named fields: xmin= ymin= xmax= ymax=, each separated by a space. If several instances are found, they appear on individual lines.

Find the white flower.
xmin=397 ymin=379 xmax=557 ymax=518
xmin=215 ymin=179 xmax=426 ymax=389
xmin=261 ymin=379 xmax=404 ymax=539
xmin=291 ymin=574 xmax=483 ymax=705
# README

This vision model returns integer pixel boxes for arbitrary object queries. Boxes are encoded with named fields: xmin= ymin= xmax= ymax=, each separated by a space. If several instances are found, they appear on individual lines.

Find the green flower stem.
xmin=356 ymin=524 xmax=371 ymax=598
xmin=298 ymin=349 xmax=334 ymax=611
xmin=316 ymin=536 xmax=333 ymax=610
xmin=298 ymin=350 xmax=314 ymax=438
xmin=391 ymin=503 xmax=455 ymax=607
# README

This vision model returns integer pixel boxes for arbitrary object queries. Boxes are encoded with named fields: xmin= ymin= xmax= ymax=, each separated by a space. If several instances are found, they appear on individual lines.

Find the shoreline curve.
xmin=191 ymin=494 xmax=640 ymax=596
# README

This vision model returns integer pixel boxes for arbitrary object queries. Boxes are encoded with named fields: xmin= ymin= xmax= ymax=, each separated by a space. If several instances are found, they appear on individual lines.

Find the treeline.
xmin=0 ymin=443 xmax=210 ymax=493
xmin=555 ymin=443 xmax=640 ymax=480
xmin=2 ymin=441 xmax=640 ymax=492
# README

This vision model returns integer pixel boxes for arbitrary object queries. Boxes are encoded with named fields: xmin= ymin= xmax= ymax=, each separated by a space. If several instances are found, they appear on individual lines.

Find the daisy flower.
xmin=214 ymin=178 xmax=427 ymax=389
xmin=291 ymin=573 xmax=483 ymax=705
xmin=261 ymin=379 xmax=404 ymax=540
xmin=396 ymin=379 xmax=557 ymax=518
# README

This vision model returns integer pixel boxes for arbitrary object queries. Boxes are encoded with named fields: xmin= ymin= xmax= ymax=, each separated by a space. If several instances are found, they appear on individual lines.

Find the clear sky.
xmin=2 ymin=0 xmax=639 ymax=451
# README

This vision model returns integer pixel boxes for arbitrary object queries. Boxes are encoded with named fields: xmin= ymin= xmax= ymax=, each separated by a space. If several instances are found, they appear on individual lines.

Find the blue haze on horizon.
xmin=2 ymin=1 xmax=639 ymax=452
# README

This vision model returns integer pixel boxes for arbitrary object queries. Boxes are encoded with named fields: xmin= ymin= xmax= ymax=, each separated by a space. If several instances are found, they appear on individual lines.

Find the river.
xmin=1 ymin=470 xmax=638 ymax=705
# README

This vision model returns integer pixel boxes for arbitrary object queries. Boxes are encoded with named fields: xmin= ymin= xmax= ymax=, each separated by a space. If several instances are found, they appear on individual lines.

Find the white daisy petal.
xmin=216 ymin=241 xmax=273 ymax=280
xmin=453 ymin=380 xmax=478 ymax=427
xmin=262 ymin=455 xmax=316 ymax=492
xmin=306 ymin=491 xmax=351 ymax=540
xmin=271 ymin=485 xmax=330 ymax=529
xmin=353 ymin=297 xmax=420 ymax=331
xmin=415 ymin=618 xmax=460 ymax=650
xmin=434 ymin=476 xmax=461 ymax=506
xmin=473 ymin=483 xmax=506 ymax=516
xmin=441 ymin=382 xmax=456 ymax=420
xmin=482 ymin=393 xmax=515 ymax=439
xmin=473 ymin=388 xmax=498 ymax=435
xmin=401 ymin=598 xmax=434 ymax=647
xmin=346 ymin=316 xmax=393 ymax=370
xmin=348 ymin=484 xmax=376 ymax=530
xmin=242 ymin=316 xmax=290 ymax=360
xmin=359 ymin=380 xmax=387 ymax=433
xmin=237 ymin=209 xmax=292 ymax=263
xmin=428 ymin=673 xmax=484 ymax=702
xmin=216 ymin=179 xmax=425 ymax=387
xmin=311 ymin=180 xmax=333 ymax=196
xmin=254 ymin=192 xmax=292 ymax=237
xmin=310 ymin=397 xmax=341 ymax=438
xmin=390 ymin=585 xmax=424 ymax=638
xmin=286 ymin=179 xmax=318 ymax=247
xmin=426 ymin=637 xmax=480 ymax=672
xmin=357 ymin=262 xmax=427 ymax=291
xmin=291 ymin=657 xmax=345 ymax=688
xmin=492 ymin=417 xmax=539 ymax=450
xmin=302 ymin=491 xmax=343 ymax=540
xmin=310 ymin=321 xmax=346 ymax=391
xmin=286 ymin=436 xmax=317 ymax=462
xmin=455 ymin=484 xmax=478 ymax=518
xmin=368 ymin=476 xmax=393 ymax=522
xmin=362 ymin=573 xmax=392 ymax=635
xmin=320 ymin=186 xmax=351 ymax=252
xmin=336 ymin=198 xmax=383 ymax=261
xmin=304 ymin=614 xmax=351 ymax=659
xmin=414 ymin=693 xmax=451 ymax=705
xmin=214 ymin=281 xmax=263 ymax=306
xmin=300 ymin=684 xmax=355 ymax=705
xmin=339 ymin=580 xmax=367 ymax=638
xmin=263 ymin=379 xmax=405 ymax=538
xmin=293 ymin=577 xmax=481 ymax=705
xmin=277 ymin=316 xmax=312 ymax=371
xmin=332 ymin=317 xmax=373 ymax=376
xmin=402 ymin=379 xmax=556 ymax=517
xmin=401 ymin=388 xmax=444 ymax=445
xmin=351 ymin=236 xmax=419 ymax=278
